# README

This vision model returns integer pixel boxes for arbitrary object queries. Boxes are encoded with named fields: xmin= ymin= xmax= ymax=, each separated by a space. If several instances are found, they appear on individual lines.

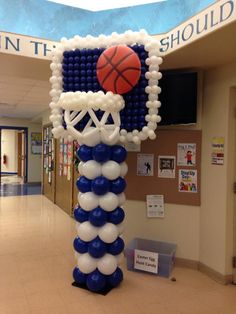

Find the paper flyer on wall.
xmin=211 ymin=137 xmax=224 ymax=165
xmin=146 ymin=195 xmax=165 ymax=218
xmin=177 ymin=143 xmax=196 ymax=166
xmin=158 ymin=156 xmax=176 ymax=178
xmin=179 ymin=169 xmax=197 ymax=193
xmin=137 ymin=154 xmax=154 ymax=176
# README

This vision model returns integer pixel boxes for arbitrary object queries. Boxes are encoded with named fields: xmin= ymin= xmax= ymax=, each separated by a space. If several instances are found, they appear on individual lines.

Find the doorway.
xmin=0 ymin=126 xmax=28 ymax=185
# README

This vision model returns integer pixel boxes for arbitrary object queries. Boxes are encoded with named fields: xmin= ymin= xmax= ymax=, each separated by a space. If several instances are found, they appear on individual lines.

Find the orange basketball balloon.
xmin=96 ymin=45 xmax=141 ymax=94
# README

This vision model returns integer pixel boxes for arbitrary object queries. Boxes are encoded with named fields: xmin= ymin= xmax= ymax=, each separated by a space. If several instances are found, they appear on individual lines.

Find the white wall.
xmin=0 ymin=118 xmax=42 ymax=182
xmin=124 ymin=201 xmax=200 ymax=261
xmin=1 ymin=129 xmax=18 ymax=173
xmin=200 ymin=62 xmax=236 ymax=275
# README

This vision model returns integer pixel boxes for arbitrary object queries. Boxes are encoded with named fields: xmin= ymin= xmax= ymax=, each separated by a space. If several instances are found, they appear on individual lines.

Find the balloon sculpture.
xmin=49 ymin=30 xmax=162 ymax=293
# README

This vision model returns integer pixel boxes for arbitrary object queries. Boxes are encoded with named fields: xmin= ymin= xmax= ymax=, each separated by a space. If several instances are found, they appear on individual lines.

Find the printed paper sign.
xmin=179 ymin=169 xmax=197 ymax=193
xmin=177 ymin=143 xmax=196 ymax=166
xmin=134 ymin=249 xmax=158 ymax=274
xmin=211 ymin=137 xmax=224 ymax=165
xmin=146 ymin=195 xmax=164 ymax=218
xmin=158 ymin=156 xmax=176 ymax=178
xmin=137 ymin=154 xmax=154 ymax=176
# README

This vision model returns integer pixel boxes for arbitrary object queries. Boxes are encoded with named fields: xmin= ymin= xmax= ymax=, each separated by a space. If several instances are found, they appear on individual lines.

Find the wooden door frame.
xmin=0 ymin=126 xmax=28 ymax=182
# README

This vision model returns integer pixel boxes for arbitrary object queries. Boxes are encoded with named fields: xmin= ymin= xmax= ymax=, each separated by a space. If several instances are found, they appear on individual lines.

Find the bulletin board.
xmin=125 ymin=129 xmax=201 ymax=206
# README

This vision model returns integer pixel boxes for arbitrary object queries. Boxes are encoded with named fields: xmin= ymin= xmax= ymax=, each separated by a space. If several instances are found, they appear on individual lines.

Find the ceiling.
xmin=0 ymin=20 xmax=235 ymax=122
xmin=47 ymin=0 xmax=166 ymax=11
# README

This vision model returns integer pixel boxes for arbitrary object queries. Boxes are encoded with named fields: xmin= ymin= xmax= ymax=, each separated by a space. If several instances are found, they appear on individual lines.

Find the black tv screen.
xmin=158 ymin=71 xmax=198 ymax=125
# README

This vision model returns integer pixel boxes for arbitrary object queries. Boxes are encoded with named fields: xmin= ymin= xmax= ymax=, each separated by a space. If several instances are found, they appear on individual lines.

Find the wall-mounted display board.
xmin=42 ymin=125 xmax=56 ymax=202
xmin=125 ymin=130 xmax=201 ymax=206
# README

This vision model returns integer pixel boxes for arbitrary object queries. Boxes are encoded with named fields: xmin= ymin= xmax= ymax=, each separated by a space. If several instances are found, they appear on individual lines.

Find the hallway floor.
xmin=0 ymin=195 xmax=236 ymax=314
xmin=0 ymin=176 xmax=41 ymax=196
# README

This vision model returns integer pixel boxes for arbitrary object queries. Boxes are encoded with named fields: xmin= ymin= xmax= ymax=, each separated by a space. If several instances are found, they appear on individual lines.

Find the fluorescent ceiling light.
xmin=47 ymin=0 xmax=167 ymax=12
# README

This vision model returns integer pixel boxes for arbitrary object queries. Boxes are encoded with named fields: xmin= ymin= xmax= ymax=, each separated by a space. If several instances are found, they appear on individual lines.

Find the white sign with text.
xmin=134 ymin=249 xmax=158 ymax=274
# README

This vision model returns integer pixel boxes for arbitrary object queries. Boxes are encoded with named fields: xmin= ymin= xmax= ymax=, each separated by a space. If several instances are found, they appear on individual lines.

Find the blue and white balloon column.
xmin=73 ymin=143 xmax=127 ymax=291
xmin=49 ymin=30 xmax=162 ymax=292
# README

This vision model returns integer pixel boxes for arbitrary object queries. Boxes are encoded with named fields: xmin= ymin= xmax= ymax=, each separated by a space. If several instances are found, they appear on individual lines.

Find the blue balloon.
xmin=91 ymin=176 xmax=110 ymax=195
xmin=111 ymin=145 xmax=127 ymax=163
xmin=76 ymin=176 xmax=91 ymax=193
xmin=107 ymin=267 xmax=123 ymax=287
xmin=73 ymin=267 xmax=87 ymax=284
xmin=108 ymin=207 xmax=125 ymax=225
xmin=110 ymin=177 xmax=126 ymax=194
xmin=107 ymin=237 xmax=124 ymax=255
xmin=86 ymin=270 xmax=106 ymax=292
xmin=77 ymin=145 xmax=92 ymax=162
xmin=92 ymin=143 xmax=111 ymax=163
xmin=89 ymin=207 xmax=107 ymax=227
xmin=88 ymin=237 xmax=107 ymax=258
xmin=73 ymin=237 xmax=88 ymax=253
xmin=74 ymin=206 xmax=89 ymax=223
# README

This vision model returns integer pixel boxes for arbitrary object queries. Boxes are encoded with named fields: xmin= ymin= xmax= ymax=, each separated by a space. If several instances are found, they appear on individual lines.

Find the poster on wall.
xmin=177 ymin=143 xmax=196 ymax=166
xmin=59 ymin=138 xmax=64 ymax=176
xmin=178 ymin=169 xmax=197 ymax=193
xmin=31 ymin=132 xmax=42 ymax=155
xmin=137 ymin=154 xmax=154 ymax=176
xmin=67 ymin=141 xmax=73 ymax=181
xmin=158 ymin=156 xmax=176 ymax=178
xmin=211 ymin=137 xmax=224 ymax=165
xmin=63 ymin=140 xmax=68 ymax=176
xmin=146 ymin=195 xmax=165 ymax=218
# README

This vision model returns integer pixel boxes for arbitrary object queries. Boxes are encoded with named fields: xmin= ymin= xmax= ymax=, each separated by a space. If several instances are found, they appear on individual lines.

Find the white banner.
xmin=0 ymin=31 xmax=58 ymax=60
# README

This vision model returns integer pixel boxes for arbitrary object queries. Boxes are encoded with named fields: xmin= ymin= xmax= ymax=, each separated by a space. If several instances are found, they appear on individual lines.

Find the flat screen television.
xmin=158 ymin=71 xmax=198 ymax=125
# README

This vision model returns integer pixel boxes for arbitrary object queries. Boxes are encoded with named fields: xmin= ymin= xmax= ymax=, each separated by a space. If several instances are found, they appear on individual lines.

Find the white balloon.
xmin=77 ymin=253 xmax=97 ymax=274
xmin=98 ymin=223 xmax=119 ymax=243
xmin=78 ymin=161 xmax=84 ymax=175
xmin=82 ymin=127 xmax=101 ymax=146
xmin=119 ymin=135 xmax=126 ymax=143
xmin=82 ymin=160 xmax=102 ymax=179
xmin=118 ymin=193 xmax=126 ymax=206
xmin=133 ymin=136 xmax=141 ymax=144
xmin=99 ymin=192 xmax=119 ymax=212
xmin=97 ymin=254 xmax=118 ymax=275
xmin=77 ymin=221 xmax=98 ymax=242
xmin=120 ymin=162 xmax=128 ymax=177
xmin=78 ymin=192 xmax=99 ymax=211
xmin=102 ymin=161 xmax=121 ymax=180
xmin=74 ymin=252 xmax=81 ymax=260
xmin=148 ymin=130 xmax=156 ymax=140
xmin=117 ymin=222 xmax=125 ymax=235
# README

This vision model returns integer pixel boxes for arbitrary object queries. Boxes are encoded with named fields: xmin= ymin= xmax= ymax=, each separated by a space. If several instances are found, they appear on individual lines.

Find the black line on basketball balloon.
xmin=96 ymin=46 xmax=118 ymax=70
xmin=101 ymin=51 xmax=134 ymax=86
xmin=114 ymin=67 xmax=141 ymax=93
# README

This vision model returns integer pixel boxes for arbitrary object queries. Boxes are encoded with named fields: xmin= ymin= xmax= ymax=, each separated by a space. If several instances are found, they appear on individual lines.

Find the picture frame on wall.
xmin=31 ymin=132 xmax=42 ymax=155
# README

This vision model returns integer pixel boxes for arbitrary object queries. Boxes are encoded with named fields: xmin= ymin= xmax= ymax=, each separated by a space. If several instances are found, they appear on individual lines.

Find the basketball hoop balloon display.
xmin=49 ymin=30 xmax=163 ymax=293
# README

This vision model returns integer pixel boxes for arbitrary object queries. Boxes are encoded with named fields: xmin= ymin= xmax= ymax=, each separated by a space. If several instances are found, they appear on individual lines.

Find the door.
xmin=17 ymin=131 xmax=27 ymax=182
xmin=55 ymin=138 xmax=74 ymax=216
xmin=17 ymin=132 xmax=22 ymax=176
xmin=0 ymin=129 xmax=1 ymax=184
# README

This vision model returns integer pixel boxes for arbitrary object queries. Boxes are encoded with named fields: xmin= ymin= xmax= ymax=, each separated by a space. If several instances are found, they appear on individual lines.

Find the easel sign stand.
xmin=49 ymin=30 xmax=163 ymax=293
